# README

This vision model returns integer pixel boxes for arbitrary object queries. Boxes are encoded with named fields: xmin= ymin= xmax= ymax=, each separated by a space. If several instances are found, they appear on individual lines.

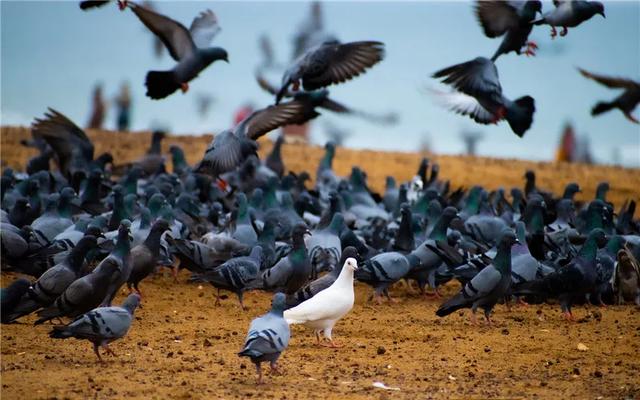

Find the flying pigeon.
xmin=436 ymin=230 xmax=519 ymax=325
xmin=577 ymin=68 xmax=639 ymax=124
xmin=79 ymin=0 xmax=127 ymax=11
xmin=128 ymin=3 xmax=228 ymax=99
xmin=475 ymin=1 xmax=542 ymax=61
xmin=283 ymin=257 xmax=358 ymax=347
xmin=194 ymin=99 xmax=318 ymax=177
xmin=238 ymin=293 xmax=290 ymax=384
xmin=276 ymin=40 xmax=385 ymax=104
xmin=432 ymin=57 xmax=536 ymax=137
xmin=49 ymin=293 xmax=140 ymax=362
xmin=532 ymin=1 xmax=605 ymax=39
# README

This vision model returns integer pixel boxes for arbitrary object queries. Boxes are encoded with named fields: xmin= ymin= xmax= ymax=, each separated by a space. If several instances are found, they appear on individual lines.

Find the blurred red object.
xmin=555 ymin=123 xmax=576 ymax=162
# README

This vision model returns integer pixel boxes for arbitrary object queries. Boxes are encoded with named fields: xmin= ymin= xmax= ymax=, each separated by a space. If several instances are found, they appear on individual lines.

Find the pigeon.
xmin=286 ymin=246 xmax=358 ymax=308
xmin=283 ymin=257 xmax=358 ymax=347
xmin=3 ymin=235 xmax=99 ymax=323
xmin=128 ymin=3 xmax=228 ymax=99
xmin=238 ymin=293 xmax=290 ymax=384
xmin=1 ymin=279 xmax=32 ymax=324
xmin=436 ymin=230 xmax=519 ymax=325
xmin=255 ymin=223 xmax=312 ymax=294
xmin=196 ymin=246 xmax=263 ymax=310
xmin=126 ymin=219 xmax=170 ymax=295
xmin=577 ymin=68 xmax=639 ymax=124
xmin=432 ymin=57 xmax=535 ymax=137
xmin=475 ymin=1 xmax=543 ymax=61
xmin=276 ymin=40 xmax=385 ymax=104
xmin=49 ymin=294 xmax=140 ymax=362
xmin=265 ymin=134 xmax=285 ymax=177
xmin=533 ymin=0 xmax=605 ymax=39
xmin=99 ymin=221 xmax=133 ymax=306
xmin=612 ymin=247 xmax=640 ymax=305
xmin=79 ymin=0 xmax=127 ymax=11
xmin=513 ymin=228 xmax=607 ymax=320
xmin=306 ymin=213 xmax=343 ymax=277
xmin=194 ymin=99 xmax=318 ymax=177
xmin=31 ymin=109 xmax=98 ymax=179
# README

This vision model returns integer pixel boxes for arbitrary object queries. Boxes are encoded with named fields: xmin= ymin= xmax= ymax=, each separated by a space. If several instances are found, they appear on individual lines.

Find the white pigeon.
xmin=283 ymin=257 xmax=358 ymax=348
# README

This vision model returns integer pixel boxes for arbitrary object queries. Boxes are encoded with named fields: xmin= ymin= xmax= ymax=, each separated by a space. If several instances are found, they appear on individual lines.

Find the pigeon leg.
xmin=559 ymin=27 xmax=568 ymax=37
xmin=470 ymin=311 xmax=479 ymax=326
xmin=517 ymin=297 xmax=529 ymax=307
xmin=172 ymin=264 xmax=180 ymax=283
xmin=103 ymin=344 xmax=117 ymax=357
xmin=315 ymin=331 xmax=322 ymax=346
xmin=550 ymin=26 xmax=557 ymax=39
xmin=483 ymin=310 xmax=493 ymax=327
xmin=383 ymin=289 xmax=399 ymax=304
xmin=320 ymin=339 xmax=343 ymax=348
xmin=562 ymin=311 xmax=575 ymax=321
xmin=526 ymin=41 xmax=538 ymax=50
xmin=255 ymin=363 xmax=264 ymax=385
xmin=117 ymin=0 xmax=127 ymax=11
xmin=237 ymin=292 xmax=247 ymax=311
xmin=292 ymin=80 xmax=300 ymax=92
xmin=180 ymin=83 xmax=190 ymax=94
xmin=270 ymin=361 xmax=283 ymax=375
xmin=216 ymin=178 xmax=229 ymax=192
xmin=93 ymin=344 xmax=103 ymax=362
xmin=490 ymin=106 xmax=507 ymax=124
xmin=624 ymin=112 xmax=639 ymax=124
xmin=215 ymin=288 xmax=221 ymax=306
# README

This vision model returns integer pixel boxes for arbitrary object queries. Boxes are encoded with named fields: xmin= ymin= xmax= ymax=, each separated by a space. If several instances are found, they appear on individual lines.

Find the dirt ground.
xmin=1 ymin=270 xmax=639 ymax=400
xmin=1 ymin=126 xmax=640 ymax=399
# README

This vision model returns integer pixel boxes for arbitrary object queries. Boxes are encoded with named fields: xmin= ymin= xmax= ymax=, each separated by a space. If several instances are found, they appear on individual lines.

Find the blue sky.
xmin=1 ymin=1 xmax=639 ymax=166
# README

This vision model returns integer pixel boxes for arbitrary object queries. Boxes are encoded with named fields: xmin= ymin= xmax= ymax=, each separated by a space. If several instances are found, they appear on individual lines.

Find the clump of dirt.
xmin=1 ymin=271 xmax=639 ymax=399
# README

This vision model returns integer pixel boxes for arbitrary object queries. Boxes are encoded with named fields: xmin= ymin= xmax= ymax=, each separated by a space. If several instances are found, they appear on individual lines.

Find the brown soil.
xmin=1 ymin=126 xmax=639 ymax=399
xmin=1 ymin=272 xmax=639 ymax=400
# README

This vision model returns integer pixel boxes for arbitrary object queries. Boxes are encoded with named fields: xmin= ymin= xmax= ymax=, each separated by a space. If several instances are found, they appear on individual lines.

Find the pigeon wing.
xmin=301 ymin=41 xmax=385 ymax=91
xmin=475 ymin=1 xmax=520 ymax=38
xmin=578 ymin=68 xmax=639 ymax=90
xmin=130 ymin=2 xmax=195 ymax=61
xmin=189 ymin=9 xmax=221 ymax=49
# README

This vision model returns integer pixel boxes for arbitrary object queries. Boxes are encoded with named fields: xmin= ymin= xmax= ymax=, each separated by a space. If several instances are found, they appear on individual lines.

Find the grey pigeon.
xmin=129 ymin=3 xmax=228 ymax=99
xmin=49 ymin=294 xmax=140 ymax=362
xmin=286 ymin=246 xmax=358 ymax=308
xmin=513 ymin=229 xmax=607 ymax=320
xmin=126 ymin=219 xmax=170 ymax=295
xmin=4 ymin=235 xmax=98 ymax=323
xmin=238 ymin=292 xmax=290 ymax=384
xmin=306 ymin=213 xmax=343 ymax=277
xmin=254 ymin=224 xmax=312 ymax=294
xmin=475 ymin=1 xmax=542 ymax=61
xmin=578 ymin=68 xmax=639 ymax=124
xmin=196 ymin=246 xmax=263 ymax=309
xmin=612 ymin=247 xmax=640 ymax=305
xmin=1 ymin=279 xmax=31 ymax=324
xmin=99 ymin=221 xmax=133 ymax=306
xmin=276 ymin=40 xmax=385 ymax=104
xmin=436 ymin=230 xmax=519 ymax=325
xmin=194 ymin=99 xmax=318 ymax=177
xmin=432 ymin=57 xmax=535 ymax=137
xmin=533 ymin=0 xmax=605 ymax=39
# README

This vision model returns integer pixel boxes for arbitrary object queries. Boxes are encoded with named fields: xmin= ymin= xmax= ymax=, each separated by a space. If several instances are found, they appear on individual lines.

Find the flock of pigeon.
xmin=1 ymin=0 xmax=640 ymax=387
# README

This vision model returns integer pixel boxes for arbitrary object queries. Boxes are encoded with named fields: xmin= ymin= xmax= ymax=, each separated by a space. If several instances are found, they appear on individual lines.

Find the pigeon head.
xmin=563 ymin=182 xmax=581 ymax=199
xmin=344 ymin=257 xmax=358 ymax=272
xmin=122 ymin=293 xmax=142 ymax=314
xmin=202 ymin=47 xmax=229 ymax=63
xmin=592 ymin=2 xmax=605 ymax=18
xmin=151 ymin=218 xmax=171 ymax=233
xmin=270 ymin=293 xmax=287 ymax=312
xmin=292 ymin=223 xmax=312 ymax=239
xmin=527 ymin=0 xmax=542 ymax=13
xmin=499 ymin=229 xmax=519 ymax=247
xmin=589 ymin=228 xmax=607 ymax=248
xmin=385 ymin=176 xmax=396 ymax=189
xmin=85 ymin=224 xmax=105 ymax=238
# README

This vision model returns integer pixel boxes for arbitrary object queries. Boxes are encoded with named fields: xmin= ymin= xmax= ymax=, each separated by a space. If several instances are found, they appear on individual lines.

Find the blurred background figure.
xmin=322 ymin=120 xmax=351 ymax=147
xmin=555 ymin=123 xmax=577 ymax=162
xmin=555 ymin=123 xmax=593 ymax=164
xmin=291 ymin=1 xmax=337 ymax=59
xmin=233 ymin=103 xmax=254 ymax=126
xmin=115 ymin=81 xmax=132 ymax=131
xmin=87 ymin=83 xmax=106 ymax=129
xmin=196 ymin=93 xmax=216 ymax=120
xmin=460 ymin=130 xmax=484 ymax=156
xmin=141 ymin=1 xmax=164 ymax=59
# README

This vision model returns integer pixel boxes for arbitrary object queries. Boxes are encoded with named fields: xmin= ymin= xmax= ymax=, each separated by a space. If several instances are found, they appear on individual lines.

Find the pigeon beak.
xmin=305 ymin=229 xmax=312 ymax=236
xmin=223 ymin=56 xmax=229 ymax=63
xmin=599 ymin=11 xmax=606 ymax=18
xmin=515 ymin=238 xmax=521 ymax=245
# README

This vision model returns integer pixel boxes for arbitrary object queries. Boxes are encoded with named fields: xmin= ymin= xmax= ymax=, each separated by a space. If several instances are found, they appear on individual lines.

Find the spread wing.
xmin=189 ymin=9 xmax=221 ymax=49
xmin=578 ymin=68 xmax=639 ymax=90
xmin=130 ymin=2 xmax=195 ymax=61
xmin=237 ymin=100 xmax=313 ymax=141
xmin=301 ymin=41 xmax=385 ymax=91
xmin=475 ymin=1 xmax=520 ymax=38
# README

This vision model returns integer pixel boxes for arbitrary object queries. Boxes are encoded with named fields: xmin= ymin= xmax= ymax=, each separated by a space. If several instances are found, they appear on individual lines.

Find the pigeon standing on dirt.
xmin=49 ymin=293 xmax=141 ymax=362
xmin=533 ymin=0 xmax=605 ymax=39
xmin=129 ymin=3 xmax=228 ymax=99
xmin=612 ymin=247 xmax=640 ymax=305
xmin=475 ymin=1 xmax=543 ymax=61
xmin=284 ymin=257 xmax=358 ymax=347
xmin=1 ymin=279 xmax=32 ymax=324
xmin=276 ymin=40 xmax=385 ymax=104
xmin=432 ymin=57 xmax=536 ymax=137
xmin=436 ymin=230 xmax=519 ymax=325
xmin=127 ymin=219 xmax=171 ymax=295
xmin=578 ymin=68 xmax=639 ymax=123
xmin=238 ymin=293 xmax=290 ymax=384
